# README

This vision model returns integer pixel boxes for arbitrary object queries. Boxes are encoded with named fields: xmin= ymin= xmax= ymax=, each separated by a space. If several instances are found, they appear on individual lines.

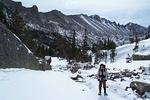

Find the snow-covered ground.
xmin=80 ymin=61 xmax=150 ymax=100
xmin=116 ymin=38 xmax=150 ymax=61
xmin=0 ymin=39 xmax=150 ymax=100
xmin=0 ymin=69 xmax=97 ymax=100
xmin=0 ymin=61 xmax=149 ymax=100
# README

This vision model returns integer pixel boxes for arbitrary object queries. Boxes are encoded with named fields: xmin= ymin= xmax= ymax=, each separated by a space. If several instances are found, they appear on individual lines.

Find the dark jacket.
xmin=97 ymin=65 xmax=108 ymax=81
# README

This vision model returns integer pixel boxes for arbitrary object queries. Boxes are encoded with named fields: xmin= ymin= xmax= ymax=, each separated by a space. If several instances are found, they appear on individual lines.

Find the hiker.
xmin=97 ymin=63 xmax=108 ymax=95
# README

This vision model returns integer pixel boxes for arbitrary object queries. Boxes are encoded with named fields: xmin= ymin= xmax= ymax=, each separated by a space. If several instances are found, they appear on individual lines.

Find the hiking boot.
xmin=98 ymin=92 xmax=101 ymax=95
xmin=104 ymin=93 xmax=108 ymax=96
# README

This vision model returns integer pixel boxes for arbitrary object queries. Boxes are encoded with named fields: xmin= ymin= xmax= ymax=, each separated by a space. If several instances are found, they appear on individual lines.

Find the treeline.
xmin=145 ymin=26 xmax=150 ymax=39
xmin=92 ymin=38 xmax=116 ymax=53
xmin=0 ymin=7 xmax=91 ymax=62
xmin=0 ymin=6 xmax=116 ymax=63
xmin=93 ymin=38 xmax=117 ymax=64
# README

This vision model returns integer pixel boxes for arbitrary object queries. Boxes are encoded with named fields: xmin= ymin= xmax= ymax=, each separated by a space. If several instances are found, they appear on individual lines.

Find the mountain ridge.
xmin=0 ymin=0 xmax=148 ymax=46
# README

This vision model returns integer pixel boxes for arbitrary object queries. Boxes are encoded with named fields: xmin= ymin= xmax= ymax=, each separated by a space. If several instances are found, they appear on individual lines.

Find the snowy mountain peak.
xmin=0 ymin=0 xmax=148 ymax=46
xmin=31 ymin=5 xmax=38 ymax=12
xmin=90 ymin=15 xmax=101 ymax=21
xmin=50 ymin=10 xmax=64 ymax=15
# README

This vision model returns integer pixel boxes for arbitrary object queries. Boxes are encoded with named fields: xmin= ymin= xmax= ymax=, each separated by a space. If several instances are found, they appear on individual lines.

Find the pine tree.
xmin=145 ymin=26 xmax=150 ymax=39
xmin=129 ymin=34 xmax=134 ymax=43
xmin=102 ymin=38 xmax=117 ymax=63
xmin=145 ymin=34 xmax=150 ymax=39
xmin=10 ymin=9 xmax=25 ymax=36
xmin=0 ymin=7 xmax=6 ymax=24
xmin=135 ymin=33 xmax=139 ymax=46
xmin=92 ymin=40 xmax=104 ymax=53
xmin=92 ymin=43 xmax=97 ymax=53
xmin=110 ymin=49 xmax=116 ymax=63
xmin=36 ymin=45 xmax=45 ymax=58
xmin=71 ymin=30 xmax=76 ymax=58
xmin=82 ymin=29 xmax=89 ymax=51
xmin=133 ymin=31 xmax=139 ymax=52
xmin=103 ymin=39 xmax=107 ymax=50
xmin=110 ymin=40 xmax=116 ymax=50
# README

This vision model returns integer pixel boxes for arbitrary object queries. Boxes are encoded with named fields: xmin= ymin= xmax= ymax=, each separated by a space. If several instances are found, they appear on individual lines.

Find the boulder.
xmin=109 ymin=73 xmax=121 ymax=80
xmin=71 ymin=74 xmax=85 ymax=83
xmin=83 ymin=63 xmax=94 ymax=70
xmin=70 ymin=63 xmax=81 ymax=73
xmin=130 ymin=81 xmax=150 ymax=96
xmin=71 ymin=75 xmax=83 ymax=80
xmin=40 ymin=59 xmax=52 ymax=71
xmin=121 ymin=69 xmax=133 ymax=77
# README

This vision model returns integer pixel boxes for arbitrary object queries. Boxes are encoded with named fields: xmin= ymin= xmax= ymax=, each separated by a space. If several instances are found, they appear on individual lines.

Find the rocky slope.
xmin=1 ymin=0 xmax=148 ymax=46
xmin=0 ymin=22 xmax=40 ymax=69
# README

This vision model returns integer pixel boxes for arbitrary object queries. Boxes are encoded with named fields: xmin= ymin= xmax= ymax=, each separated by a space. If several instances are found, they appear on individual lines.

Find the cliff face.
xmin=0 ymin=22 xmax=40 ymax=69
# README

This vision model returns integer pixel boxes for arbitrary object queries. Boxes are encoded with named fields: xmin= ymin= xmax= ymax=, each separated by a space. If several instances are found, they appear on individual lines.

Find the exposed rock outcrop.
xmin=0 ymin=22 xmax=40 ymax=69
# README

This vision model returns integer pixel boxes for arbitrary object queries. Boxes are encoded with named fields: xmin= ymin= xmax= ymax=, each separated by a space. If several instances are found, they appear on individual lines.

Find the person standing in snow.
xmin=97 ymin=63 xmax=108 ymax=95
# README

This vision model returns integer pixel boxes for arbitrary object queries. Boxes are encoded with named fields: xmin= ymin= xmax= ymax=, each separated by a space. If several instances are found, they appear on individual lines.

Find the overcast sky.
xmin=14 ymin=0 xmax=150 ymax=27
